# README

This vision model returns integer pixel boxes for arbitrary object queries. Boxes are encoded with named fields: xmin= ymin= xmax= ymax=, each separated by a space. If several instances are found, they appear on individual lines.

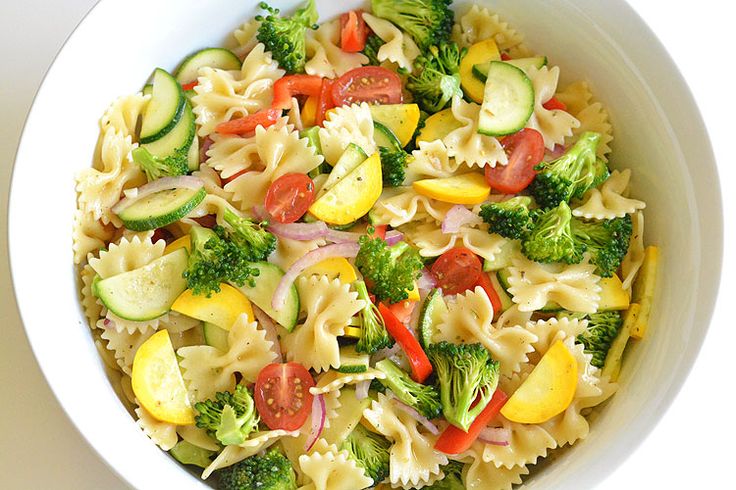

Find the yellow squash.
xmin=416 ymin=108 xmax=463 ymax=144
xmin=309 ymin=152 xmax=383 ymax=225
xmin=460 ymin=39 xmax=501 ymax=103
xmin=302 ymin=257 xmax=358 ymax=284
xmin=597 ymin=275 xmax=630 ymax=311
xmin=630 ymin=246 xmax=659 ymax=339
xmin=602 ymin=303 xmax=641 ymax=381
xmin=301 ymin=95 xmax=319 ymax=127
xmin=171 ymin=283 xmax=254 ymax=330
xmin=412 ymin=173 xmax=490 ymax=204
xmin=369 ymin=104 xmax=421 ymax=147
xmin=164 ymin=235 xmax=191 ymax=254
xmin=132 ymin=330 xmax=195 ymax=425
xmin=501 ymin=340 xmax=578 ymax=424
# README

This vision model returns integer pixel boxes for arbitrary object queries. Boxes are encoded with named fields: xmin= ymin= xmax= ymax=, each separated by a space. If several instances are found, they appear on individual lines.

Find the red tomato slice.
xmin=254 ymin=363 xmax=315 ymax=431
xmin=542 ymin=96 xmax=567 ymax=111
xmin=340 ymin=10 xmax=368 ymax=52
xmin=476 ymin=272 xmax=503 ymax=314
xmin=316 ymin=78 xmax=336 ymax=127
xmin=368 ymin=224 xmax=387 ymax=240
xmin=332 ymin=66 xmax=403 ymax=106
xmin=387 ymin=300 xmax=416 ymax=324
xmin=264 ymin=173 xmax=316 ymax=224
xmin=216 ymin=108 xmax=282 ymax=135
xmin=378 ymin=303 xmax=433 ymax=383
xmin=431 ymin=248 xmax=482 ymax=296
xmin=484 ymin=128 xmax=544 ymax=194
xmin=272 ymin=75 xmax=324 ymax=110
xmin=435 ymin=390 xmax=508 ymax=455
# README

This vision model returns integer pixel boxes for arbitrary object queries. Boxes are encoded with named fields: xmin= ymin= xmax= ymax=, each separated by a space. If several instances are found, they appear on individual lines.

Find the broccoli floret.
xmin=355 ymin=235 xmax=424 ymax=304
xmin=571 ymin=215 xmax=632 ymax=277
xmin=255 ymin=0 xmax=318 ymax=74
xmin=529 ymin=132 xmax=604 ymax=208
xmin=479 ymin=196 xmax=535 ymax=240
xmin=221 ymin=207 xmax=277 ymax=262
xmin=379 ymin=147 xmax=409 ymax=187
xmin=375 ymin=359 xmax=442 ymax=419
xmin=183 ymin=225 xmax=259 ymax=297
xmin=354 ymin=280 xmax=395 ymax=354
xmin=131 ymin=146 xmax=188 ymax=182
xmin=577 ymin=311 xmax=623 ymax=368
xmin=194 ymin=384 xmax=259 ymax=446
xmin=340 ymin=423 xmax=391 ymax=484
xmin=406 ymin=42 xmax=466 ymax=113
xmin=426 ymin=342 xmax=500 ymax=431
xmin=424 ymin=461 xmax=465 ymax=490
xmin=371 ymin=0 xmax=454 ymax=50
xmin=404 ymin=110 xmax=429 ymax=153
xmin=522 ymin=201 xmax=585 ymax=264
xmin=217 ymin=448 xmax=297 ymax=490
xmin=363 ymin=34 xmax=385 ymax=66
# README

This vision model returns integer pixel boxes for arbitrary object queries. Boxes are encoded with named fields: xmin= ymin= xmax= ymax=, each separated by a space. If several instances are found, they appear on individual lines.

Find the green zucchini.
xmin=320 ymin=144 xmax=368 ymax=196
xmin=175 ymin=48 xmax=241 ymax=85
xmin=373 ymin=121 xmax=403 ymax=152
xmin=478 ymin=61 xmax=535 ymax=137
xmin=169 ymin=440 xmax=215 ymax=468
xmin=489 ymin=272 xmax=514 ymax=312
xmin=187 ymin=134 xmax=200 ymax=172
xmin=203 ymin=322 xmax=229 ymax=351
xmin=472 ymin=56 xmax=547 ymax=82
xmin=117 ymin=187 xmax=206 ymax=231
xmin=418 ymin=289 xmax=448 ymax=348
xmin=237 ymin=262 xmax=300 ymax=331
xmin=483 ymin=240 xmax=521 ymax=272
xmin=93 ymin=249 xmax=188 ymax=321
xmin=140 ymin=68 xmax=185 ymax=144
xmin=141 ymin=99 xmax=196 ymax=167
xmin=142 ymin=83 xmax=153 ymax=97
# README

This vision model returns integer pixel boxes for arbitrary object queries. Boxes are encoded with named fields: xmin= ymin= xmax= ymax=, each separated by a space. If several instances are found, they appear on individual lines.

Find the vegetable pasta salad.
xmin=73 ymin=0 xmax=659 ymax=488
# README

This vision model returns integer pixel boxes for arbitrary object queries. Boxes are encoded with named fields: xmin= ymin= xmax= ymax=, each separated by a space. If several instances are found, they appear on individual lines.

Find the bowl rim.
xmin=6 ymin=0 xmax=724 ymax=488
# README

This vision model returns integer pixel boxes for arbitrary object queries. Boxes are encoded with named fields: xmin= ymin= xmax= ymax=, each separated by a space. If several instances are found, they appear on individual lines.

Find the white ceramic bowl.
xmin=8 ymin=0 xmax=722 ymax=488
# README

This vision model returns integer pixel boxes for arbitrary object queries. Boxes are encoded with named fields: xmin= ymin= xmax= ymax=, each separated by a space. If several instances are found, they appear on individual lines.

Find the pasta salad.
xmin=73 ymin=1 xmax=659 ymax=488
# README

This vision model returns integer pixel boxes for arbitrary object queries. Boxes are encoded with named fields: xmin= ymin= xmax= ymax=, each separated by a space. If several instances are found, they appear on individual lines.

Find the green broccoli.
xmin=379 ymin=147 xmax=409 ymax=187
xmin=255 ymin=0 xmax=318 ymax=74
xmin=375 ymin=359 xmax=442 ymax=419
xmin=183 ymin=225 xmax=259 ymax=297
xmin=424 ymin=461 xmax=465 ymax=490
xmin=371 ymin=0 xmax=454 ymax=50
xmin=340 ymin=423 xmax=391 ymax=484
xmin=363 ymin=34 xmax=385 ymax=66
xmin=577 ymin=311 xmax=623 ymax=368
xmin=355 ymin=235 xmax=424 ymax=304
xmin=529 ymin=132 xmax=607 ymax=208
xmin=217 ymin=448 xmax=297 ymax=490
xmin=426 ymin=342 xmax=500 ymax=431
xmin=406 ymin=42 xmax=466 ymax=113
xmin=221 ymin=207 xmax=277 ymax=262
xmin=404 ymin=110 xmax=429 ymax=153
xmin=571 ymin=215 xmax=632 ymax=277
xmin=479 ymin=196 xmax=535 ymax=240
xmin=194 ymin=384 xmax=259 ymax=446
xmin=522 ymin=201 xmax=585 ymax=264
xmin=131 ymin=146 xmax=189 ymax=182
xmin=354 ymin=280 xmax=395 ymax=354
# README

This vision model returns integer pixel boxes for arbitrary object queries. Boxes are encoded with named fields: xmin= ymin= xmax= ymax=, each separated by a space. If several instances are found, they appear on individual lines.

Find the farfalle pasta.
xmin=573 ymin=169 xmax=647 ymax=220
xmin=362 ymin=13 xmax=421 ymax=71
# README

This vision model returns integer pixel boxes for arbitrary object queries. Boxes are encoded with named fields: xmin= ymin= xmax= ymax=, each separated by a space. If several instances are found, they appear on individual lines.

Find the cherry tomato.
xmin=254 ymin=362 xmax=315 ymax=431
xmin=368 ymin=224 xmax=387 ymax=240
xmin=542 ymin=96 xmax=567 ymax=111
xmin=264 ymin=173 xmax=316 ymax=224
xmin=484 ymin=128 xmax=544 ymax=194
xmin=272 ymin=75 xmax=323 ymax=110
xmin=475 ymin=271 xmax=503 ymax=314
xmin=340 ymin=10 xmax=368 ymax=52
xmin=331 ymin=66 xmax=403 ymax=106
xmin=431 ymin=248 xmax=482 ymax=296
xmin=316 ymin=78 xmax=336 ymax=127
xmin=215 ymin=108 xmax=282 ymax=135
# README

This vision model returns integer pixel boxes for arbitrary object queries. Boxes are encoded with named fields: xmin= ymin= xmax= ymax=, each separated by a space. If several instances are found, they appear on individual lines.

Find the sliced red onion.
xmin=389 ymin=396 xmax=439 ymax=435
xmin=384 ymin=230 xmax=404 ymax=246
xmin=417 ymin=268 xmax=437 ymax=291
xmin=305 ymin=394 xmax=326 ymax=452
xmin=324 ymin=229 xmax=362 ymax=243
xmin=252 ymin=305 xmax=282 ymax=360
xmin=200 ymin=136 xmax=214 ymax=164
xmin=272 ymin=242 xmax=361 ymax=310
xmin=548 ymin=144 xmax=566 ymax=159
xmin=112 ymin=176 xmax=204 ymax=214
xmin=441 ymin=205 xmax=482 ymax=234
xmin=355 ymin=380 xmax=371 ymax=401
xmin=251 ymin=205 xmax=269 ymax=221
xmin=478 ymin=427 xmax=511 ymax=446
xmin=372 ymin=343 xmax=402 ymax=363
xmin=269 ymin=221 xmax=328 ymax=241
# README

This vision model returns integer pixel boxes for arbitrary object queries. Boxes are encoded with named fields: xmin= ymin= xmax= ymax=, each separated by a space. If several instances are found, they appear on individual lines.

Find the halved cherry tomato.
xmin=368 ymin=224 xmax=387 ymax=240
xmin=388 ymin=300 xmax=416 ymax=324
xmin=316 ymin=78 xmax=336 ymax=127
xmin=216 ymin=108 xmax=282 ymax=135
xmin=435 ymin=389 xmax=508 ymax=455
xmin=332 ymin=66 xmax=403 ymax=106
xmin=378 ymin=303 xmax=432 ymax=383
xmin=181 ymin=81 xmax=198 ymax=91
xmin=264 ymin=173 xmax=316 ymax=224
xmin=484 ymin=128 xmax=544 ymax=194
xmin=340 ymin=10 xmax=368 ymax=52
xmin=543 ymin=96 xmax=567 ymax=111
xmin=431 ymin=248 xmax=482 ymax=296
xmin=272 ymin=75 xmax=324 ymax=110
xmin=254 ymin=362 xmax=315 ymax=431
xmin=476 ymin=272 xmax=503 ymax=314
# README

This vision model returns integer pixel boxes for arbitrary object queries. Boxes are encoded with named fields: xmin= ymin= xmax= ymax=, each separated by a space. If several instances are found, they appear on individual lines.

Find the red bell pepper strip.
xmin=378 ymin=302 xmax=433 ymax=383
xmin=475 ymin=271 xmax=503 ymax=315
xmin=181 ymin=80 xmax=198 ymax=91
xmin=272 ymin=75 xmax=323 ymax=110
xmin=315 ymin=78 xmax=336 ymax=126
xmin=542 ymin=96 xmax=567 ymax=111
xmin=340 ymin=10 xmax=368 ymax=52
xmin=434 ymin=389 xmax=509 ymax=455
xmin=215 ymin=108 xmax=282 ymax=135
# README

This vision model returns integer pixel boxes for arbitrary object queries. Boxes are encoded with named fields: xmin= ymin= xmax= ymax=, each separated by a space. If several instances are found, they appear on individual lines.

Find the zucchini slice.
xmin=175 ymin=48 xmax=241 ymax=85
xmin=472 ymin=56 xmax=548 ymax=82
xmin=118 ymin=187 xmax=206 ymax=231
xmin=237 ymin=262 xmax=300 ymax=331
xmin=142 ymin=100 xmax=196 ymax=166
xmin=203 ymin=322 xmax=229 ymax=351
xmin=418 ymin=289 xmax=448 ymax=348
xmin=93 ymin=249 xmax=189 ymax=321
xmin=140 ymin=68 xmax=185 ymax=144
xmin=373 ymin=121 xmax=403 ymax=152
xmin=320 ymin=144 xmax=368 ymax=196
xmin=142 ymin=83 xmax=153 ymax=97
xmin=187 ymin=133 xmax=200 ymax=172
xmin=478 ymin=61 xmax=535 ymax=137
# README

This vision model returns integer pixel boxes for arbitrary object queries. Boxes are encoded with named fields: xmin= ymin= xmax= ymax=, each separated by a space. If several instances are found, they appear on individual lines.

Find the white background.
xmin=0 ymin=1 xmax=733 ymax=488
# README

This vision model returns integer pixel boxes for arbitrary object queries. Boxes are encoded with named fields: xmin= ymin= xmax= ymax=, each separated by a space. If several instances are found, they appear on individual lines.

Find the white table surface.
xmin=1 ymin=1 xmax=733 ymax=488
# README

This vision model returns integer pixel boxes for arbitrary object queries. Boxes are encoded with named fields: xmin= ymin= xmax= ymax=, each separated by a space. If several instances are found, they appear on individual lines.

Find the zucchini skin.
xmin=119 ymin=187 xmax=206 ymax=231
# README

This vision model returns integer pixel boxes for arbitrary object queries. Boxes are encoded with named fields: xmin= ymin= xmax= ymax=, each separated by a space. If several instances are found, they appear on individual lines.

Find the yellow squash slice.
xmin=171 ymin=283 xmax=254 ymax=330
xmin=630 ymin=246 xmax=659 ymax=339
xmin=412 ymin=173 xmax=490 ymax=204
xmin=460 ymin=39 xmax=501 ymax=103
xmin=164 ymin=235 xmax=191 ymax=254
xmin=501 ymin=340 xmax=578 ymax=424
xmin=597 ymin=275 xmax=630 ymax=311
xmin=302 ymin=257 xmax=358 ymax=284
xmin=369 ymin=103 xmax=421 ymax=147
xmin=417 ymin=108 xmax=463 ymax=144
xmin=132 ymin=330 xmax=194 ymax=424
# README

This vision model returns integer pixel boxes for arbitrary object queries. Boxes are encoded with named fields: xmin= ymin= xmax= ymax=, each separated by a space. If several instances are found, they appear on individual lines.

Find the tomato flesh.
xmin=264 ymin=173 xmax=315 ymax=224
xmin=484 ymin=128 xmax=544 ymax=194
xmin=332 ymin=66 xmax=403 ymax=106
xmin=340 ymin=10 xmax=368 ymax=52
xmin=431 ymin=248 xmax=482 ymax=296
xmin=255 ymin=362 xmax=315 ymax=431
xmin=216 ymin=108 xmax=282 ymax=135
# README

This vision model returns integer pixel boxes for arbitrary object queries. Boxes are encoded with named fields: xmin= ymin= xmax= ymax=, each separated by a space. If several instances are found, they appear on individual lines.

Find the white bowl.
xmin=8 ymin=0 xmax=722 ymax=488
